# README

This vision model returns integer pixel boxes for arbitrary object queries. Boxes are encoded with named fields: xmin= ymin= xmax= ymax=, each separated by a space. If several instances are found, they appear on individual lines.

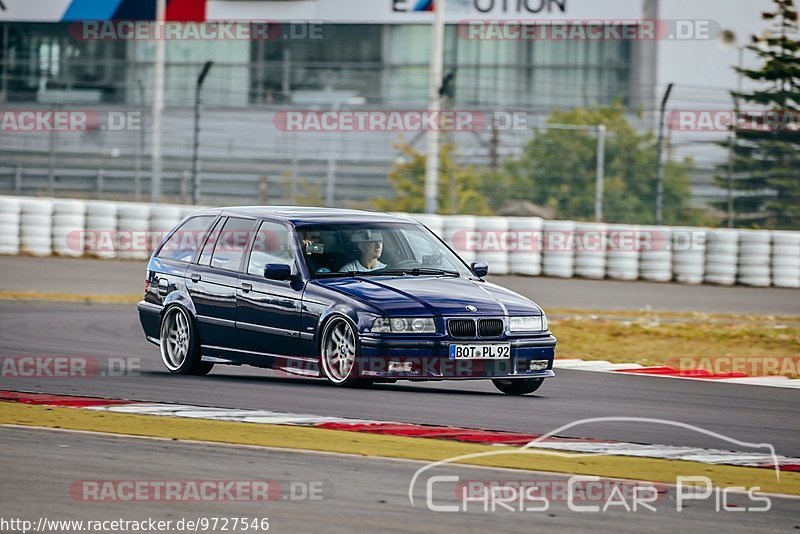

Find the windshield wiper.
xmin=379 ymin=268 xmax=460 ymax=277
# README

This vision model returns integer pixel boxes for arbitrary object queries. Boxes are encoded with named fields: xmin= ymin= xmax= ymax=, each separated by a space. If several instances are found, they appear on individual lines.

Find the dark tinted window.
xmin=210 ymin=218 xmax=258 ymax=272
xmin=156 ymin=216 xmax=216 ymax=263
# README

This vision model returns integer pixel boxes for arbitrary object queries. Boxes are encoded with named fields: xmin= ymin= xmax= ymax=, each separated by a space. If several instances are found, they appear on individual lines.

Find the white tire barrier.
xmin=639 ymin=226 xmax=672 ymax=282
xmin=672 ymin=227 xmax=706 ymax=285
xmin=606 ymin=224 xmax=640 ymax=281
xmin=19 ymin=199 xmax=53 ymax=256
xmin=474 ymin=216 xmax=510 ymax=275
xmin=0 ymin=197 xmax=21 ymax=255
xmin=51 ymin=199 xmax=86 ymax=257
xmin=3 ymin=195 xmax=800 ymax=291
xmin=405 ymin=213 xmax=445 ymax=241
xmin=574 ymin=223 xmax=607 ymax=280
xmin=508 ymin=217 xmax=543 ymax=276
xmin=148 ymin=205 xmax=183 ymax=254
xmin=85 ymin=201 xmax=118 ymax=259
xmin=117 ymin=202 xmax=152 ymax=260
xmin=542 ymin=220 xmax=575 ymax=278
xmin=771 ymin=231 xmax=800 ymax=288
xmin=705 ymin=229 xmax=739 ymax=286
xmin=443 ymin=215 xmax=477 ymax=266
xmin=738 ymin=230 xmax=771 ymax=287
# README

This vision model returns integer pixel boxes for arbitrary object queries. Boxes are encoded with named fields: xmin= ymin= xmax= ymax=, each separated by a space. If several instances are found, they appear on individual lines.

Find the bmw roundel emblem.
xmin=466 ymin=305 xmax=478 ymax=312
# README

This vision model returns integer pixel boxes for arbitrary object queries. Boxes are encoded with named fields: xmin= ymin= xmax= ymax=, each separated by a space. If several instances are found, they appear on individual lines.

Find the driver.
xmin=339 ymin=230 xmax=386 ymax=272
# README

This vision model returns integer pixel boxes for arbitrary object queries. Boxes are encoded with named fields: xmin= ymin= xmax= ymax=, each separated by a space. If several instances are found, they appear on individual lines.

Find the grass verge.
xmin=550 ymin=309 xmax=800 ymax=377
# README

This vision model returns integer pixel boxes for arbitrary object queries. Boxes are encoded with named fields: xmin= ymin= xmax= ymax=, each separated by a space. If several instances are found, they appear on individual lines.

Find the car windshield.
xmin=295 ymin=221 xmax=473 ymax=279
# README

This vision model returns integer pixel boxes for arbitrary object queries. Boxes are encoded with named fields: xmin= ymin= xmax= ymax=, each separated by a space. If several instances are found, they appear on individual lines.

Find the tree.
xmin=718 ymin=0 xmax=800 ymax=229
xmin=498 ymin=104 xmax=699 ymax=225
xmin=374 ymin=142 xmax=492 ymax=215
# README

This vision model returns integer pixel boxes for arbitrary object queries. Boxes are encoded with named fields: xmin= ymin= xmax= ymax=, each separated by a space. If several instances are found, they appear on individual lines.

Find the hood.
xmin=316 ymin=276 xmax=542 ymax=317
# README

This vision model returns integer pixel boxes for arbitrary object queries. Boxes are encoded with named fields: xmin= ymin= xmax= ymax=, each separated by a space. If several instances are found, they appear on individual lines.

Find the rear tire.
xmin=492 ymin=378 xmax=544 ymax=395
xmin=159 ymin=306 xmax=214 ymax=376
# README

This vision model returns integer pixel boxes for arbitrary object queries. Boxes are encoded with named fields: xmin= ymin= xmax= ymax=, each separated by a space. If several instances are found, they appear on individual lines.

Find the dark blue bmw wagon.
xmin=137 ymin=207 xmax=556 ymax=395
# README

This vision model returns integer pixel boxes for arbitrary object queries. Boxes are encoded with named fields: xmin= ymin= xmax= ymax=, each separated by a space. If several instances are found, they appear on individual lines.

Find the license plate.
xmin=449 ymin=344 xmax=511 ymax=360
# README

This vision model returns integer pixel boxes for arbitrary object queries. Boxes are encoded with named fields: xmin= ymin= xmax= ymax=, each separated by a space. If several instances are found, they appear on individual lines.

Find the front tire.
xmin=492 ymin=378 xmax=544 ymax=395
xmin=320 ymin=317 xmax=371 ymax=388
xmin=159 ymin=306 xmax=213 ymax=376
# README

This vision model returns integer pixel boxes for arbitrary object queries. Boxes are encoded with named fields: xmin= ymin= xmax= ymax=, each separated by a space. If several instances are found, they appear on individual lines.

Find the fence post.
xmin=14 ymin=166 xmax=22 ymax=195
xmin=48 ymin=126 xmax=57 ymax=196
xmin=259 ymin=176 xmax=269 ymax=205
xmin=181 ymin=170 xmax=190 ymax=203
xmin=96 ymin=169 xmax=105 ymax=199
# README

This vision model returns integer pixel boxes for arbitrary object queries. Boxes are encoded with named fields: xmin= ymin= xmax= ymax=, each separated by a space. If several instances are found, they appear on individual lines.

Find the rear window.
xmin=156 ymin=216 xmax=216 ymax=263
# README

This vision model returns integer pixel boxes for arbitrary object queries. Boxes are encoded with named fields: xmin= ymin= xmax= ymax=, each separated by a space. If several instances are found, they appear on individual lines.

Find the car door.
xmin=236 ymin=220 xmax=304 ymax=358
xmin=187 ymin=216 xmax=258 ymax=350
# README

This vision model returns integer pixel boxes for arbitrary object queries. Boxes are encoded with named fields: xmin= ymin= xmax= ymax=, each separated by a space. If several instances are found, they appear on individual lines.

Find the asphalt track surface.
xmin=1 ymin=255 xmax=799 ymax=314
xmin=2 ymin=427 xmax=798 ymax=533
xmin=0 ymin=300 xmax=798 ymax=458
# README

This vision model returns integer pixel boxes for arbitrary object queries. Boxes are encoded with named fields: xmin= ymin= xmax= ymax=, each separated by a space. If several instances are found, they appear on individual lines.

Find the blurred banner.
xmin=207 ymin=0 xmax=643 ymax=23
xmin=0 ymin=0 xmax=205 ymax=22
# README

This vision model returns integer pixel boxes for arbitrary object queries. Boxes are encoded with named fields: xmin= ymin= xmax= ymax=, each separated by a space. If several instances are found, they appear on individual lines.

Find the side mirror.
xmin=471 ymin=261 xmax=489 ymax=278
xmin=264 ymin=263 xmax=293 ymax=281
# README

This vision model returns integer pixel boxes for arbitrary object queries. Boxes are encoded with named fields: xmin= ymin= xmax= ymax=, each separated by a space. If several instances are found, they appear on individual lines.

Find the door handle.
xmin=157 ymin=278 xmax=169 ymax=296
xmin=190 ymin=274 xmax=201 ymax=283
xmin=240 ymin=283 xmax=253 ymax=293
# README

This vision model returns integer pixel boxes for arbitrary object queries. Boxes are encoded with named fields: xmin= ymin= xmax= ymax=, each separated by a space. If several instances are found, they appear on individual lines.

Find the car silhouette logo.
xmin=465 ymin=305 xmax=478 ymax=312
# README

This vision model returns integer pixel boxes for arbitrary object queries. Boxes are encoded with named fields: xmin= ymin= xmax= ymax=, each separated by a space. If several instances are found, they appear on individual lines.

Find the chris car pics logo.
xmin=393 ymin=0 xmax=436 ymax=12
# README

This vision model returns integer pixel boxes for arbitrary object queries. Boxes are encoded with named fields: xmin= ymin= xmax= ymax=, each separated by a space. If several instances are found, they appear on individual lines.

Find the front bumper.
xmin=357 ymin=334 xmax=556 ymax=380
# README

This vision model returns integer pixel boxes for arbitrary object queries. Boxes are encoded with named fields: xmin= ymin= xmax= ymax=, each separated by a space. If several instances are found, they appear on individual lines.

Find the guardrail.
xmin=1 ymin=196 xmax=799 ymax=289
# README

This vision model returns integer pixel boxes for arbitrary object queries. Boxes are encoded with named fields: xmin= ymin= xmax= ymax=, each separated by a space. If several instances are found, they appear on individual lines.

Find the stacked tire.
xmin=639 ymin=226 xmax=673 ymax=282
xmin=0 ymin=197 xmax=21 ymax=255
xmin=704 ymin=229 xmax=739 ymax=286
xmin=737 ymin=230 xmax=771 ymax=287
xmin=771 ymin=231 xmax=800 ymax=289
xmin=542 ymin=220 xmax=575 ymax=278
xmin=51 ymin=199 xmax=86 ymax=257
xmin=475 ymin=216 xmax=510 ymax=275
xmin=574 ymin=222 xmax=607 ymax=279
xmin=117 ymin=203 xmax=151 ymax=260
xmin=672 ymin=227 xmax=706 ymax=285
xmin=407 ymin=213 xmax=445 ymax=241
xmin=443 ymin=215 xmax=477 ymax=266
xmin=85 ymin=201 xmax=118 ymax=259
xmin=20 ymin=199 xmax=53 ymax=256
xmin=508 ymin=217 xmax=543 ymax=276
xmin=606 ymin=224 xmax=640 ymax=281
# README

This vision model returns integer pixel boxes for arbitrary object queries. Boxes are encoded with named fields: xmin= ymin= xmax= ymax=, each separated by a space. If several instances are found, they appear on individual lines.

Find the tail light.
xmin=145 ymin=279 xmax=150 ymax=293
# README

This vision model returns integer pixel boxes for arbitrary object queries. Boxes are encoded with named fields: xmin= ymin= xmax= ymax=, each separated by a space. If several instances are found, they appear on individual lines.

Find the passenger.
xmin=339 ymin=230 xmax=386 ymax=272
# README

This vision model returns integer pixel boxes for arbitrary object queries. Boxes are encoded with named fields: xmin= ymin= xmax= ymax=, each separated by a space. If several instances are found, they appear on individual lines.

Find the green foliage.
xmin=374 ymin=143 xmax=492 ymax=215
xmin=716 ymin=0 xmax=800 ymax=229
xmin=499 ymin=104 xmax=698 ymax=225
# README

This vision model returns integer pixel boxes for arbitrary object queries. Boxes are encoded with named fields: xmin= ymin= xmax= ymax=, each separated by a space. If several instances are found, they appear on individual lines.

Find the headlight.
xmin=509 ymin=316 xmax=547 ymax=333
xmin=371 ymin=317 xmax=436 ymax=334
